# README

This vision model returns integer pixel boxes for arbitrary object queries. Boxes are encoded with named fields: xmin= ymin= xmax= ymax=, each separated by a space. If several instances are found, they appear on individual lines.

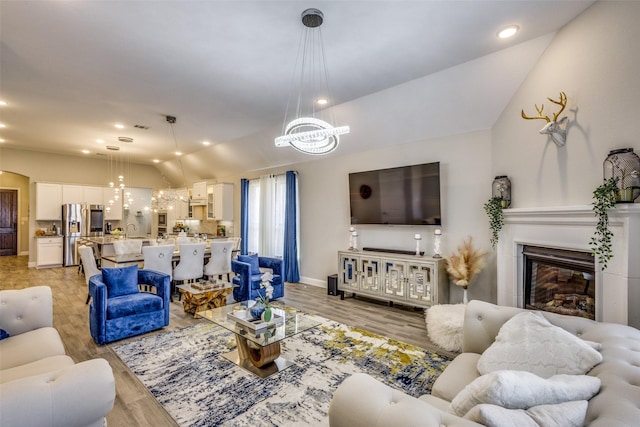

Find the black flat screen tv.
xmin=349 ymin=162 xmax=441 ymax=225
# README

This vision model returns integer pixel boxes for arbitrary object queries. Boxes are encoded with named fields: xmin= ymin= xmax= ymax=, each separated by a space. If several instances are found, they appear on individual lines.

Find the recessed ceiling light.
xmin=498 ymin=25 xmax=519 ymax=39
xmin=202 ymin=141 xmax=211 ymax=146
xmin=114 ymin=123 xmax=125 ymax=129
xmin=0 ymin=138 xmax=5 ymax=143
xmin=0 ymin=123 xmax=6 ymax=128
xmin=96 ymin=139 xmax=104 ymax=143
xmin=316 ymin=98 xmax=328 ymax=105
xmin=0 ymin=100 xmax=7 ymax=106
xmin=175 ymin=151 xmax=182 ymax=156
xmin=153 ymin=159 xmax=160 ymax=163
xmin=82 ymin=149 xmax=90 ymax=154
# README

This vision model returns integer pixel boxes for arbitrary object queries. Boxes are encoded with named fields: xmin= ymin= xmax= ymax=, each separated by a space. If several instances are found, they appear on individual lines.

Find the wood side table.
xmin=176 ymin=282 xmax=233 ymax=316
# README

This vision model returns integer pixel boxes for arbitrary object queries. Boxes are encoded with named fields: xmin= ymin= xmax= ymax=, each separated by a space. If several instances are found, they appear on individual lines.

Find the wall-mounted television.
xmin=349 ymin=162 xmax=441 ymax=225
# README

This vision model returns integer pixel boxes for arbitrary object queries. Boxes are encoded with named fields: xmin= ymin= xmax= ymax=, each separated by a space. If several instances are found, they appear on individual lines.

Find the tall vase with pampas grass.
xmin=445 ymin=236 xmax=487 ymax=304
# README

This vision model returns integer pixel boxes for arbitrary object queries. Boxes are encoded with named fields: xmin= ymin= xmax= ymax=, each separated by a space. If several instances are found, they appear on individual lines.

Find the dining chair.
xmin=113 ymin=239 xmax=143 ymax=256
xmin=172 ymin=242 xmax=206 ymax=301
xmin=230 ymin=237 xmax=242 ymax=259
xmin=204 ymin=240 xmax=234 ymax=282
xmin=142 ymin=244 xmax=175 ymax=283
xmin=78 ymin=245 xmax=101 ymax=304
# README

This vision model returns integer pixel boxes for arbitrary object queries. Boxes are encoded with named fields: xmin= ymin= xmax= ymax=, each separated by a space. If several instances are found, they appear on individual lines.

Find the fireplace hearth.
xmin=496 ymin=204 xmax=640 ymax=328
xmin=523 ymin=246 xmax=595 ymax=319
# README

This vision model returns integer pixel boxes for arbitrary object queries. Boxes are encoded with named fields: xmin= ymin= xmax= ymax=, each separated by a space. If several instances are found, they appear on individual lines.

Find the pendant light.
xmin=274 ymin=8 xmax=349 ymax=155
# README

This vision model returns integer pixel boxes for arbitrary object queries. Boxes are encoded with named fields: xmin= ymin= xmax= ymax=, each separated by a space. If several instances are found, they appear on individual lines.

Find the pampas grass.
xmin=446 ymin=236 xmax=487 ymax=289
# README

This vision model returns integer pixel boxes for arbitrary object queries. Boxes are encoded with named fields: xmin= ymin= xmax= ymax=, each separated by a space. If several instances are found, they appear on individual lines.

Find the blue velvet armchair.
xmin=232 ymin=254 xmax=284 ymax=302
xmin=89 ymin=265 xmax=170 ymax=345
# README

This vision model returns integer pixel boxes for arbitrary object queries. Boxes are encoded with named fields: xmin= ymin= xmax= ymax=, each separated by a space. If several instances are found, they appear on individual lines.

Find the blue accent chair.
xmin=89 ymin=265 xmax=171 ymax=345
xmin=232 ymin=254 xmax=284 ymax=302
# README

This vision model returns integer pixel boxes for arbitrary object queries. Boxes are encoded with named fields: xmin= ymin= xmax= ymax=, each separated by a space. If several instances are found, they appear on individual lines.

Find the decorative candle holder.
xmin=414 ymin=234 xmax=422 ymax=256
xmin=351 ymin=231 xmax=359 ymax=251
xmin=348 ymin=227 xmax=356 ymax=251
xmin=433 ymin=229 xmax=442 ymax=258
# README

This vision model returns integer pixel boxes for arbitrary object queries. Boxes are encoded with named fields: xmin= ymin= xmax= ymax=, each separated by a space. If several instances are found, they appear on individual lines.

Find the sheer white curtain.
xmin=247 ymin=174 xmax=286 ymax=257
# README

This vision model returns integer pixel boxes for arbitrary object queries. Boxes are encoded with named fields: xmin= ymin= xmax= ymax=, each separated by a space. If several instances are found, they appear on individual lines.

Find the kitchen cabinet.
xmin=35 ymin=183 xmax=62 ymax=220
xmin=337 ymin=250 xmax=448 ymax=308
xmin=36 ymin=236 xmax=63 ymax=268
xmin=207 ymin=183 xmax=233 ymax=221
xmin=84 ymin=186 xmax=104 ymax=205
xmin=62 ymin=185 xmax=84 ymax=204
xmin=191 ymin=181 xmax=207 ymax=205
xmin=103 ymin=188 xmax=123 ymax=221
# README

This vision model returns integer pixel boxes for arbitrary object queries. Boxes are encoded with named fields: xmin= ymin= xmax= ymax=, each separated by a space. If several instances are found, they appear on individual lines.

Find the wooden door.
xmin=0 ymin=190 xmax=18 ymax=256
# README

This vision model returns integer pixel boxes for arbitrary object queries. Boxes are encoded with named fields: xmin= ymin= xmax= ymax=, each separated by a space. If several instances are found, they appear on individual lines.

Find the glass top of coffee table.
xmin=196 ymin=301 xmax=325 ymax=348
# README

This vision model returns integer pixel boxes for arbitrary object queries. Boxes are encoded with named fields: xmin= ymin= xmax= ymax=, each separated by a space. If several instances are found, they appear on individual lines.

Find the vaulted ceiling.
xmin=0 ymin=1 xmax=594 ymax=184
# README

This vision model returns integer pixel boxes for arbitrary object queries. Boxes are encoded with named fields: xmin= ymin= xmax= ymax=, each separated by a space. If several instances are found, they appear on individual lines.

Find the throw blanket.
xmin=450 ymin=370 xmax=601 ymax=426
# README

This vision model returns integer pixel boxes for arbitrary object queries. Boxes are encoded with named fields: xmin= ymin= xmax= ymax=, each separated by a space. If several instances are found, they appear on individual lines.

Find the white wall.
xmin=492 ymin=1 xmax=640 ymax=207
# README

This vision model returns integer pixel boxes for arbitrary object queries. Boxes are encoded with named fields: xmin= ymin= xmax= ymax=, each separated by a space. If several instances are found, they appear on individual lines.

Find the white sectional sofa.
xmin=329 ymin=300 xmax=640 ymax=426
xmin=0 ymin=286 xmax=116 ymax=427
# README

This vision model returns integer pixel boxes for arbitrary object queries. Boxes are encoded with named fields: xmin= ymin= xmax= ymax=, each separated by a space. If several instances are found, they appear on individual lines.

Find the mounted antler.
xmin=521 ymin=91 xmax=568 ymax=147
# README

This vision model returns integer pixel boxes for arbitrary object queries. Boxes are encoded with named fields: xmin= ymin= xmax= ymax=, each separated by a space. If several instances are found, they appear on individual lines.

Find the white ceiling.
xmin=0 ymin=1 xmax=595 ymax=184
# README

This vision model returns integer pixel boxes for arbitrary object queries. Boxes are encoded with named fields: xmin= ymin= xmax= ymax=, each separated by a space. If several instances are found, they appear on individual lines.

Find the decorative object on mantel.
xmin=492 ymin=175 xmax=511 ymax=208
xmin=414 ymin=234 xmax=422 ymax=256
xmin=603 ymin=148 xmax=640 ymax=203
xmin=521 ymin=91 xmax=568 ymax=147
xmin=433 ymin=229 xmax=442 ymax=258
xmin=590 ymin=177 xmax=619 ymax=271
xmin=349 ymin=229 xmax=359 ymax=252
xmin=484 ymin=197 xmax=505 ymax=248
xmin=274 ymin=8 xmax=349 ymax=155
xmin=445 ymin=236 xmax=487 ymax=304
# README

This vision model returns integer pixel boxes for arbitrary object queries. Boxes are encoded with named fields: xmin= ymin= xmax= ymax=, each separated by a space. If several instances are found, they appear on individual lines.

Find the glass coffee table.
xmin=196 ymin=302 xmax=324 ymax=378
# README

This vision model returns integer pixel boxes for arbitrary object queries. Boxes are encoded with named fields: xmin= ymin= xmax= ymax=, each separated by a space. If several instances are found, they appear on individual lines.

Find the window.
xmin=247 ymin=174 xmax=287 ymax=257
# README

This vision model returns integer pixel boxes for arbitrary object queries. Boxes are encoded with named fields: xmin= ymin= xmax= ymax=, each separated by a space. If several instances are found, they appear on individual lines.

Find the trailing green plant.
xmin=590 ymin=177 xmax=619 ymax=271
xmin=484 ymin=196 xmax=504 ymax=249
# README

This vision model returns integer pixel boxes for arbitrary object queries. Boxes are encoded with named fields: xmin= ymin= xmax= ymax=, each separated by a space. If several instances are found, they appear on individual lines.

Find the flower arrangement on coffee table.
xmin=250 ymin=271 xmax=275 ymax=322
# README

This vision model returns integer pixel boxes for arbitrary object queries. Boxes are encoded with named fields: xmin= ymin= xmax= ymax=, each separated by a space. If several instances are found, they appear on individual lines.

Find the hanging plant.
xmin=589 ymin=177 xmax=619 ymax=271
xmin=484 ymin=196 xmax=504 ymax=248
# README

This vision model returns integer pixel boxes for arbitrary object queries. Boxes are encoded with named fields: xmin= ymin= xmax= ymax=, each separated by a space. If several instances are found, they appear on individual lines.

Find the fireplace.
xmin=523 ymin=246 xmax=595 ymax=319
xmin=496 ymin=204 xmax=640 ymax=328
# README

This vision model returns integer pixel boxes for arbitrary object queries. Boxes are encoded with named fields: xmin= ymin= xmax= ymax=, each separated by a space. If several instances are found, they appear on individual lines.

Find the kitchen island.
xmin=83 ymin=236 xmax=154 ymax=258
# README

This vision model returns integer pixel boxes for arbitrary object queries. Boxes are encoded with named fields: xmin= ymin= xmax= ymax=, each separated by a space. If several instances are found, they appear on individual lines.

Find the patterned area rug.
xmin=111 ymin=320 xmax=452 ymax=427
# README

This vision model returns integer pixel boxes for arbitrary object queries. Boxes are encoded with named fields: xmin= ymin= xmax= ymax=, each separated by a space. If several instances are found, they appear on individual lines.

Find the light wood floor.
xmin=1 ymin=255 xmax=454 ymax=426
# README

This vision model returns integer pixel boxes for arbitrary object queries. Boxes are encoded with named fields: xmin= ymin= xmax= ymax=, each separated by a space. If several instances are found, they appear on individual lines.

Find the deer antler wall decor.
xmin=521 ymin=91 xmax=568 ymax=147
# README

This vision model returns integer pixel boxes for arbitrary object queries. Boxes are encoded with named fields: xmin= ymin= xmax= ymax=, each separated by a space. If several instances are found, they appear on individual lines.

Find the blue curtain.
xmin=240 ymin=178 xmax=249 ymax=255
xmin=283 ymin=170 xmax=300 ymax=282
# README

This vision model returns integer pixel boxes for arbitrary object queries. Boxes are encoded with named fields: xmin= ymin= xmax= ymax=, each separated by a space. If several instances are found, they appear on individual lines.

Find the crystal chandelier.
xmin=105 ymin=143 xmax=134 ymax=212
xmin=274 ymin=8 xmax=349 ymax=155
xmin=151 ymin=115 xmax=189 ymax=212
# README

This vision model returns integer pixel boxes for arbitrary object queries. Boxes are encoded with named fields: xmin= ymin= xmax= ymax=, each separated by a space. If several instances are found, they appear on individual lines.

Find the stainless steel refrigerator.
xmin=62 ymin=204 xmax=82 ymax=266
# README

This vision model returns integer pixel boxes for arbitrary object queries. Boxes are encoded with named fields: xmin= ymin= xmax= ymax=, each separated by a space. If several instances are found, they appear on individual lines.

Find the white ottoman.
xmin=425 ymin=304 xmax=466 ymax=352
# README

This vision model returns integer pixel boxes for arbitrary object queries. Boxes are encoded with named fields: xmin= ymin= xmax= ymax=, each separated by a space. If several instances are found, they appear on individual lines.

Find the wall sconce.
xmin=433 ymin=229 xmax=442 ymax=259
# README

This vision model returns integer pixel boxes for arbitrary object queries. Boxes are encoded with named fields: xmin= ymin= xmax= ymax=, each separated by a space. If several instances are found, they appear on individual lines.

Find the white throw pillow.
xmin=464 ymin=400 xmax=588 ymax=427
xmin=477 ymin=311 xmax=602 ymax=378
xmin=450 ymin=370 xmax=600 ymax=416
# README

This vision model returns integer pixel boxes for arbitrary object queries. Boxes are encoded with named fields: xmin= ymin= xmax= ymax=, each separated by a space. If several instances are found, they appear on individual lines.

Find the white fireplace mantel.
xmin=497 ymin=204 xmax=640 ymax=328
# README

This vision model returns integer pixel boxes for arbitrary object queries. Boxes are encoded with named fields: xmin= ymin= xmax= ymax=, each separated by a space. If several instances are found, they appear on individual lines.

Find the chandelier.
xmin=274 ymin=8 xmax=349 ymax=155
xmin=105 ymin=142 xmax=134 ymax=212
xmin=151 ymin=115 xmax=189 ymax=212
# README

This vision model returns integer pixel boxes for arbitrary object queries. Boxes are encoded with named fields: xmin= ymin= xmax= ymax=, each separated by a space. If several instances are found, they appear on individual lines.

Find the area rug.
xmin=111 ymin=320 xmax=452 ymax=427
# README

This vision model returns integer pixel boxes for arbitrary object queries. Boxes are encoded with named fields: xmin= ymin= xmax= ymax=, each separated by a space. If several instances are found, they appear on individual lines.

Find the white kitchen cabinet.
xmin=35 ymin=183 xmax=63 ymax=220
xmin=36 ymin=236 xmax=63 ymax=268
xmin=191 ymin=181 xmax=207 ymax=205
xmin=207 ymin=183 xmax=233 ymax=220
xmin=62 ymin=185 xmax=84 ymax=204
xmin=103 ymin=188 xmax=123 ymax=221
xmin=84 ymin=186 xmax=104 ymax=205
